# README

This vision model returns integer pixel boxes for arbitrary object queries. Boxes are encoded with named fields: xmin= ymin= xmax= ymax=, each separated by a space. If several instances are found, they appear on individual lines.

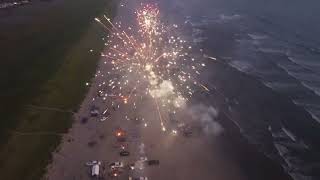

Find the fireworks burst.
xmin=95 ymin=4 xmax=205 ymax=130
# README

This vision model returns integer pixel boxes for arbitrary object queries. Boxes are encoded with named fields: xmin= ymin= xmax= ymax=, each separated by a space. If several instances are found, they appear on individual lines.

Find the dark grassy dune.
xmin=0 ymin=0 xmax=116 ymax=179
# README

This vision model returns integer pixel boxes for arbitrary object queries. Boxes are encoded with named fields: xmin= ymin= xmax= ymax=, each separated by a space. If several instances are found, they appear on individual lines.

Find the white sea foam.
xmin=264 ymin=82 xmax=297 ymax=90
xmin=192 ymin=27 xmax=207 ymax=44
xmin=228 ymin=60 xmax=252 ymax=73
xmin=248 ymin=33 xmax=268 ymax=40
xmin=258 ymin=48 xmax=286 ymax=54
xmin=301 ymin=82 xmax=320 ymax=97
xmin=276 ymin=63 xmax=320 ymax=96
xmin=219 ymin=14 xmax=241 ymax=21
xmin=287 ymin=55 xmax=320 ymax=68
xmin=304 ymin=108 xmax=320 ymax=124
xmin=282 ymin=127 xmax=296 ymax=142
xmin=269 ymin=127 xmax=314 ymax=180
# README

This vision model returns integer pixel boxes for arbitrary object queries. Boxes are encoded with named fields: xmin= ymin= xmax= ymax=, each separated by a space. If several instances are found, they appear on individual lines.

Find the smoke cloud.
xmin=149 ymin=80 xmax=186 ymax=108
xmin=188 ymin=104 xmax=223 ymax=136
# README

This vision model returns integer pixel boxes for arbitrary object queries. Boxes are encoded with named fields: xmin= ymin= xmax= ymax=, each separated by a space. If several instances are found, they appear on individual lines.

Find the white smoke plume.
xmin=188 ymin=104 xmax=223 ymax=136
xmin=149 ymin=80 xmax=174 ymax=98
xmin=149 ymin=80 xmax=186 ymax=108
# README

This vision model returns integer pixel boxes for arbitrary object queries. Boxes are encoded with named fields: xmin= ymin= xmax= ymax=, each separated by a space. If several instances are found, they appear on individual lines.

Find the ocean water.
xmin=160 ymin=0 xmax=320 ymax=179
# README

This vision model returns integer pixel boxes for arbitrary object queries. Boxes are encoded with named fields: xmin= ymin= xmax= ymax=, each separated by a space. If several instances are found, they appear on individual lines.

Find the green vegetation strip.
xmin=0 ymin=0 xmax=115 ymax=179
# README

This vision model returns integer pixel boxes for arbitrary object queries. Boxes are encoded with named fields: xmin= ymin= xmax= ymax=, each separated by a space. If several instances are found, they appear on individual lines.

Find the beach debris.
xmin=88 ymin=141 xmax=97 ymax=147
xmin=86 ymin=160 xmax=101 ymax=166
xmin=100 ymin=116 xmax=108 ymax=121
xmin=85 ymin=161 xmax=101 ymax=177
xmin=119 ymin=150 xmax=130 ymax=156
xmin=109 ymin=161 xmax=124 ymax=169
xmin=90 ymin=106 xmax=100 ymax=117
xmin=147 ymin=160 xmax=160 ymax=166
xmin=99 ymin=134 xmax=105 ymax=140
xmin=81 ymin=117 xmax=88 ymax=124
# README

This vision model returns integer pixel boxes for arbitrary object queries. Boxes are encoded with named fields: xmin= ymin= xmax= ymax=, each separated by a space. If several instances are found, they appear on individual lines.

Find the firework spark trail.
xmin=154 ymin=98 xmax=166 ymax=131
xmin=95 ymin=4 xmax=206 ymax=130
xmin=103 ymin=15 xmax=138 ymax=48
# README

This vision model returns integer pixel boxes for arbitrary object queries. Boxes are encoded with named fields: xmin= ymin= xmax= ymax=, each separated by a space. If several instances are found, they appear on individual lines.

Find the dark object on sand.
xmin=90 ymin=109 xmax=99 ymax=117
xmin=120 ymin=150 xmax=130 ymax=156
xmin=181 ymin=125 xmax=192 ymax=137
xmin=117 ymin=137 xmax=126 ymax=142
xmin=147 ymin=160 xmax=159 ymax=165
xmin=97 ymin=90 xmax=104 ymax=97
xmin=81 ymin=117 xmax=88 ymax=124
xmin=88 ymin=141 xmax=97 ymax=147
xmin=183 ymin=129 xmax=192 ymax=137
xmin=169 ymin=112 xmax=177 ymax=123
xmin=99 ymin=134 xmax=105 ymax=139
xmin=90 ymin=105 xmax=99 ymax=117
